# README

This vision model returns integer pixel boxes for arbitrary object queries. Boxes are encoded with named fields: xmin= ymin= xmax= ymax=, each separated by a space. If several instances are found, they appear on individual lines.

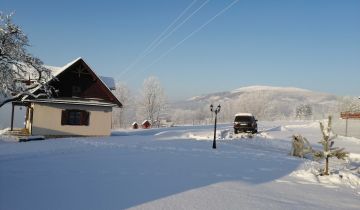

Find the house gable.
xmin=34 ymin=58 xmax=122 ymax=107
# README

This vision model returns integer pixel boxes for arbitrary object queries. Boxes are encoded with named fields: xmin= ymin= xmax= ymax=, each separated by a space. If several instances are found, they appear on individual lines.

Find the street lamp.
xmin=210 ymin=104 xmax=221 ymax=149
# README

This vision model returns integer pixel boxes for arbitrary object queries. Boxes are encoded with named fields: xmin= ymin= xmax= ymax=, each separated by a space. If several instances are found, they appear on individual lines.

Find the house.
xmin=11 ymin=57 xmax=122 ymax=137
xmin=141 ymin=120 xmax=151 ymax=129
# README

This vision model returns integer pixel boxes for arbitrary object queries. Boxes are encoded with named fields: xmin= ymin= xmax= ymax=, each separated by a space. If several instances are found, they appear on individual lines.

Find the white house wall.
xmin=31 ymin=103 xmax=112 ymax=136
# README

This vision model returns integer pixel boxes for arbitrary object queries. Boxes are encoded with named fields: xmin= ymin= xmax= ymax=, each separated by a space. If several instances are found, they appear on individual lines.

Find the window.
xmin=234 ymin=116 xmax=254 ymax=122
xmin=61 ymin=109 xmax=90 ymax=126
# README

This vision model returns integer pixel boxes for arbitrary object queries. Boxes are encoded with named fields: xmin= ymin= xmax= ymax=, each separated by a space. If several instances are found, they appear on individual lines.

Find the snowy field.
xmin=333 ymin=118 xmax=360 ymax=139
xmin=0 ymin=121 xmax=359 ymax=210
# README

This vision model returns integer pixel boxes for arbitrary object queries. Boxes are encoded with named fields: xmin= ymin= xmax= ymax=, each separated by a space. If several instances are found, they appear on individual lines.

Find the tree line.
xmin=112 ymin=80 xmax=360 ymax=128
xmin=112 ymin=76 xmax=167 ymax=129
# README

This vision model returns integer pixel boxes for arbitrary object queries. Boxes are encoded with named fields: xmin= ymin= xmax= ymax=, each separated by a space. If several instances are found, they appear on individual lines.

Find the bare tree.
xmin=138 ymin=76 xmax=166 ymax=127
xmin=0 ymin=13 xmax=52 ymax=107
xmin=112 ymin=82 xmax=135 ymax=128
xmin=194 ymin=107 xmax=208 ymax=125
xmin=220 ymin=100 xmax=235 ymax=123
xmin=171 ymin=109 xmax=195 ymax=125
xmin=233 ymin=91 xmax=272 ymax=120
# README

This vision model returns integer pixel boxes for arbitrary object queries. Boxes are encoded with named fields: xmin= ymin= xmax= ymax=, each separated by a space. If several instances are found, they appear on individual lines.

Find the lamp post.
xmin=210 ymin=104 xmax=221 ymax=149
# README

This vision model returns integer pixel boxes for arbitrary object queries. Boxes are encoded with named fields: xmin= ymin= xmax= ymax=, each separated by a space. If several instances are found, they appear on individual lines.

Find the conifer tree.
xmin=313 ymin=116 xmax=348 ymax=175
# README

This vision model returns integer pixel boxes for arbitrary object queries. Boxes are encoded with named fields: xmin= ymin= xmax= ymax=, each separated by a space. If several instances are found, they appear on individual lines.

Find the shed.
xmin=132 ymin=122 xmax=139 ymax=129
xmin=141 ymin=120 xmax=151 ymax=129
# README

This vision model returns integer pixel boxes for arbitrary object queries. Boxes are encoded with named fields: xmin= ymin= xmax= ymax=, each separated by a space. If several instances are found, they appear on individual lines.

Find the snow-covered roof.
xmin=27 ymin=58 xmax=83 ymax=95
xmin=142 ymin=120 xmax=151 ymax=125
xmin=23 ymin=57 xmax=122 ymax=107
xmin=99 ymin=76 xmax=116 ymax=90
xmin=35 ymin=58 xmax=115 ymax=92
xmin=43 ymin=65 xmax=62 ymax=74
xmin=132 ymin=122 xmax=138 ymax=125
xmin=45 ymin=57 xmax=83 ymax=78
xmin=24 ymin=98 xmax=118 ymax=107
xmin=235 ymin=113 xmax=254 ymax=117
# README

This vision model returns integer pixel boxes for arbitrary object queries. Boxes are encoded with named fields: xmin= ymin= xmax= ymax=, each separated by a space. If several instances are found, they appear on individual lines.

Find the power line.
xmin=143 ymin=0 xmax=199 ymax=55
xmin=129 ymin=0 xmax=240 ymax=80
xmin=118 ymin=0 xmax=199 ymax=79
xmin=144 ymin=0 xmax=210 ymax=55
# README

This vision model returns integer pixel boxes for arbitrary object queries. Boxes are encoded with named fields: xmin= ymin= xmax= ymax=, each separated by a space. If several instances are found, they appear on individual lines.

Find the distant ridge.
xmin=187 ymin=85 xmax=332 ymax=102
xmin=230 ymin=85 xmax=311 ymax=94
xmin=172 ymin=85 xmax=339 ymax=120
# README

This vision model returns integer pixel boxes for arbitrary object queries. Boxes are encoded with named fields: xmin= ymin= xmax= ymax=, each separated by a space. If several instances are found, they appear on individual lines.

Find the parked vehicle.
xmin=233 ymin=113 xmax=258 ymax=134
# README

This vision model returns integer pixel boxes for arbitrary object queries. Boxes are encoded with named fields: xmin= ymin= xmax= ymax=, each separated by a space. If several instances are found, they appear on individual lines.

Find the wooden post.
xmin=11 ymin=103 xmax=15 ymax=131
xmin=345 ymin=118 xmax=348 ymax=137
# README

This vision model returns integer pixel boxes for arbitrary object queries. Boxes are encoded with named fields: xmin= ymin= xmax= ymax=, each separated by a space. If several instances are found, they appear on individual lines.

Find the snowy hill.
xmin=230 ymin=85 xmax=312 ymax=94
xmin=187 ymin=85 xmax=335 ymax=103
xmin=171 ymin=86 xmax=339 ymax=121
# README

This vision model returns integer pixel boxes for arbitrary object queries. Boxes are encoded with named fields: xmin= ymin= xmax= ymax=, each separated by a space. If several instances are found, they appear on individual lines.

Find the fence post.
xmin=345 ymin=118 xmax=348 ymax=137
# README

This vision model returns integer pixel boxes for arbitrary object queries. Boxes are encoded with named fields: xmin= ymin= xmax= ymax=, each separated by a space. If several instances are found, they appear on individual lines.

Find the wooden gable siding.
xmin=49 ymin=60 xmax=114 ymax=102
xmin=30 ymin=58 xmax=122 ymax=107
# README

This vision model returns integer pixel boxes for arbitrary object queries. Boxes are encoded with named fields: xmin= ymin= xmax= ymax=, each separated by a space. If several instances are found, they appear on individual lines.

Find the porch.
xmin=1 ymin=128 xmax=44 ymax=142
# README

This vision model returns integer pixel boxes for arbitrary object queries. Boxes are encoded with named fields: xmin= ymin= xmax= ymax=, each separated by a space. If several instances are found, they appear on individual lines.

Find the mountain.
xmin=170 ymin=85 xmax=340 ymax=121
xmin=187 ymin=85 xmax=335 ymax=103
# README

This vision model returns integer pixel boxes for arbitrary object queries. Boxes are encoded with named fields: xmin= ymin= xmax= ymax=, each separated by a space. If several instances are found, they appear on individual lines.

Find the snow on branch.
xmin=0 ymin=12 xmax=53 ymax=107
xmin=313 ymin=116 xmax=348 ymax=175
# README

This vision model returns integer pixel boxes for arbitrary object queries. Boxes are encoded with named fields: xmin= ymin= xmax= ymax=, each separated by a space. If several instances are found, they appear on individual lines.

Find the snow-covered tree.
xmin=233 ymin=91 xmax=272 ymax=120
xmin=338 ymin=96 xmax=360 ymax=113
xmin=219 ymin=100 xmax=235 ymax=123
xmin=138 ymin=76 xmax=167 ymax=127
xmin=112 ymin=82 xmax=135 ymax=128
xmin=295 ymin=104 xmax=313 ymax=120
xmin=193 ymin=107 xmax=208 ymax=125
xmin=171 ymin=109 xmax=195 ymax=125
xmin=313 ymin=116 xmax=348 ymax=175
xmin=0 ymin=12 xmax=52 ymax=107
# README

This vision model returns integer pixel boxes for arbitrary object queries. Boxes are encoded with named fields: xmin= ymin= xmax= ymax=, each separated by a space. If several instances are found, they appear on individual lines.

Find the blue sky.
xmin=2 ymin=0 xmax=360 ymax=100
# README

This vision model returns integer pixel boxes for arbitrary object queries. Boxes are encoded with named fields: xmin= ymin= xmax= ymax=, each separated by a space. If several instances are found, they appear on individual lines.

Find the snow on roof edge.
xmin=99 ymin=76 xmax=116 ymax=90
xmin=22 ymin=57 xmax=122 ymax=107
xmin=53 ymin=57 xmax=82 ymax=77
xmin=235 ymin=113 xmax=254 ymax=117
xmin=24 ymin=98 xmax=117 ymax=107
xmin=26 ymin=57 xmax=83 ymax=96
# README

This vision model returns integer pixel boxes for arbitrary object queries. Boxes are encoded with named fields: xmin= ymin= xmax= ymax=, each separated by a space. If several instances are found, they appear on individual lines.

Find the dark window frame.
xmin=234 ymin=116 xmax=255 ymax=122
xmin=61 ymin=109 xmax=90 ymax=126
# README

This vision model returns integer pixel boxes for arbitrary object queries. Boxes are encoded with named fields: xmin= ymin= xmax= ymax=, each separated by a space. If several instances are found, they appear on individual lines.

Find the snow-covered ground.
xmin=0 ymin=121 xmax=359 ymax=210
xmin=333 ymin=117 xmax=360 ymax=139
